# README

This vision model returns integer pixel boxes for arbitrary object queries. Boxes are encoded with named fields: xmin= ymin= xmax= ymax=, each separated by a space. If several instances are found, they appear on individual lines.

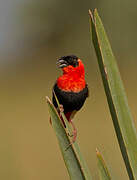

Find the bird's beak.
xmin=56 ymin=59 xmax=68 ymax=68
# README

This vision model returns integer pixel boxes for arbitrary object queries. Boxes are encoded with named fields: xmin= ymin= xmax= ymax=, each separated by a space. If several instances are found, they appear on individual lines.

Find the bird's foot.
xmin=67 ymin=132 xmax=73 ymax=137
xmin=70 ymin=119 xmax=77 ymax=142
xmin=65 ymin=119 xmax=77 ymax=150
xmin=58 ymin=104 xmax=64 ymax=113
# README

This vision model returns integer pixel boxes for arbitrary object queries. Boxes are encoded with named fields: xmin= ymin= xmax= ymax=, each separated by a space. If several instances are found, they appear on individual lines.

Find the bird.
xmin=52 ymin=55 xmax=89 ymax=143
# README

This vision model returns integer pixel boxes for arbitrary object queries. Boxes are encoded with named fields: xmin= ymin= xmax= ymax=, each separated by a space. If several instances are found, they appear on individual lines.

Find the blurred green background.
xmin=1 ymin=0 xmax=137 ymax=179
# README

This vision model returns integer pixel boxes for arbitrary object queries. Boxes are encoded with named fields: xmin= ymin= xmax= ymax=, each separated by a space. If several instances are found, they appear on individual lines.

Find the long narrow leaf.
xmin=96 ymin=149 xmax=111 ymax=180
xmin=89 ymin=9 xmax=137 ymax=179
xmin=52 ymin=91 xmax=92 ymax=179
xmin=46 ymin=96 xmax=92 ymax=180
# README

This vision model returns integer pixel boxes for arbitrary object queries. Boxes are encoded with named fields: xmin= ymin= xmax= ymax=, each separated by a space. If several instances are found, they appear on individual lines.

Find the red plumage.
xmin=57 ymin=59 xmax=86 ymax=93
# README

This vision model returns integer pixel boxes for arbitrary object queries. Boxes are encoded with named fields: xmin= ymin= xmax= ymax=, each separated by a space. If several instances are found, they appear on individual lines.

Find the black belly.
xmin=52 ymin=83 xmax=89 ymax=113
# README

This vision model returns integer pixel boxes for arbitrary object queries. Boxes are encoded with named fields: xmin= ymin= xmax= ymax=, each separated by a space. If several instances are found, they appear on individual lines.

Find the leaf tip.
xmin=96 ymin=148 xmax=101 ymax=158
xmin=94 ymin=8 xmax=98 ymax=15
xmin=88 ymin=9 xmax=94 ymax=22
xmin=88 ymin=9 xmax=92 ymax=17
xmin=46 ymin=96 xmax=52 ymax=104
xmin=96 ymin=147 xmax=99 ymax=152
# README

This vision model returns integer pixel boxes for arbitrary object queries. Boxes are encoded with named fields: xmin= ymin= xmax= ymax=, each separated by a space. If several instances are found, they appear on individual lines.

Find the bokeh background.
xmin=1 ymin=0 xmax=137 ymax=179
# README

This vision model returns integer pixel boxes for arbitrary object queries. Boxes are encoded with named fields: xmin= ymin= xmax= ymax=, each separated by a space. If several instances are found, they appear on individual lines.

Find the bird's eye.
xmin=71 ymin=59 xmax=78 ymax=67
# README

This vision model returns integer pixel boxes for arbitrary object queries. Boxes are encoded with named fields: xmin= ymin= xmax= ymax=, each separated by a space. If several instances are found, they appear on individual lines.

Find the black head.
xmin=57 ymin=55 xmax=79 ymax=68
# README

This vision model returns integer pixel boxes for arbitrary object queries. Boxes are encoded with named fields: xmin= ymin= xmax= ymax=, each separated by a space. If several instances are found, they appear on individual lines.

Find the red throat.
xmin=57 ymin=59 xmax=86 ymax=92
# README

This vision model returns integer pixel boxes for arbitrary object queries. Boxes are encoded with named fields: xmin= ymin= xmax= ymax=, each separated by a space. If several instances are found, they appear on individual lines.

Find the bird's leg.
xmin=69 ymin=119 xmax=77 ymax=143
xmin=70 ymin=120 xmax=77 ymax=143
xmin=65 ymin=111 xmax=77 ymax=138
xmin=65 ymin=120 xmax=77 ymax=150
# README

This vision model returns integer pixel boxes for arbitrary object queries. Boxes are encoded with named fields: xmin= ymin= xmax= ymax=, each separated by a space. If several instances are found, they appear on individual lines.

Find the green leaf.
xmin=96 ymin=149 xmax=111 ymax=180
xmin=46 ymin=96 xmax=92 ymax=180
xmin=89 ymin=9 xmax=137 ymax=179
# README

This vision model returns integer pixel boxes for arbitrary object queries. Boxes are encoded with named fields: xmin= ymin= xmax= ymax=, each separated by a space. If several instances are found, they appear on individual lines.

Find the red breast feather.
xmin=57 ymin=59 xmax=86 ymax=92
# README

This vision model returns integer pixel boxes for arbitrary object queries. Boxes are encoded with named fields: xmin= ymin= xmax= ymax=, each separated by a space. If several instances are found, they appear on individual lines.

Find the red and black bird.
xmin=52 ymin=55 xmax=89 ymax=142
